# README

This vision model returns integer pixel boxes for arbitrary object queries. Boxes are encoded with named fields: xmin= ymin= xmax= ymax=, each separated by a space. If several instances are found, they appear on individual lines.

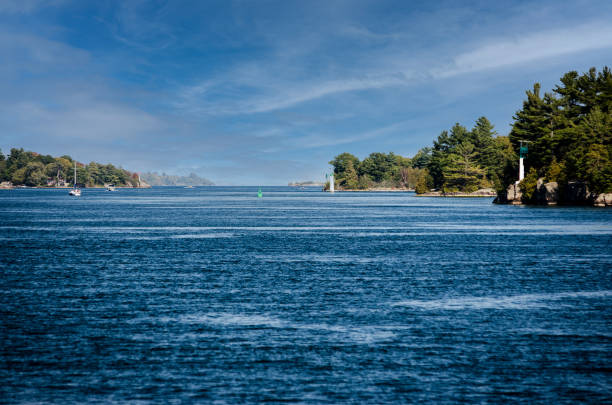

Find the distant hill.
xmin=140 ymin=172 xmax=214 ymax=186
xmin=288 ymin=181 xmax=324 ymax=186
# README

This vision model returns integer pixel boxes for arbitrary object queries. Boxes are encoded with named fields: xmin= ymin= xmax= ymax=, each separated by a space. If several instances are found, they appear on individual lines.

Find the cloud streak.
xmin=434 ymin=23 xmax=612 ymax=78
xmin=176 ymin=21 xmax=612 ymax=118
xmin=2 ymin=1 xmax=612 ymax=184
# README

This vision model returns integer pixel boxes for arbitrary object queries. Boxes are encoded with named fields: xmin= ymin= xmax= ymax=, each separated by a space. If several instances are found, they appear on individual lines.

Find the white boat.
xmin=69 ymin=161 xmax=81 ymax=196
xmin=106 ymin=184 xmax=116 ymax=191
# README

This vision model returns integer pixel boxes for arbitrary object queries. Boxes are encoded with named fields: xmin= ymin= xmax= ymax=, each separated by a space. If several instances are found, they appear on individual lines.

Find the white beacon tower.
xmin=518 ymin=141 xmax=529 ymax=183
xmin=326 ymin=172 xmax=335 ymax=193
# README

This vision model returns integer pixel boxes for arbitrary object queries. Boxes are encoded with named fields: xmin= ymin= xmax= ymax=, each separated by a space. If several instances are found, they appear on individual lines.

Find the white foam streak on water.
xmin=3 ymin=222 xmax=612 ymax=235
xmin=254 ymin=253 xmax=383 ymax=264
xmin=393 ymin=291 xmax=612 ymax=310
xmin=160 ymin=313 xmax=399 ymax=344
xmin=123 ymin=233 xmax=235 ymax=240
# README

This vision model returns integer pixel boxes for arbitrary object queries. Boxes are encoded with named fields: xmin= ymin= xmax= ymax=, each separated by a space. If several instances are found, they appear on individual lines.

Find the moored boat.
xmin=69 ymin=161 xmax=81 ymax=196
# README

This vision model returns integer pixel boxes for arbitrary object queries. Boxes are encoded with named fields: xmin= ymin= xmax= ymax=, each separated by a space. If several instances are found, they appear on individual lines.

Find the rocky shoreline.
xmin=416 ymin=188 xmax=497 ymax=197
xmin=333 ymin=187 xmax=414 ymax=192
xmin=494 ymin=179 xmax=612 ymax=207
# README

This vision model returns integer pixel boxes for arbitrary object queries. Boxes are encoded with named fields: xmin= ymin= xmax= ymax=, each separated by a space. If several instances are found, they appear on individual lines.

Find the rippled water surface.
xmin=1 ymin=187 xmax=611 ymax=403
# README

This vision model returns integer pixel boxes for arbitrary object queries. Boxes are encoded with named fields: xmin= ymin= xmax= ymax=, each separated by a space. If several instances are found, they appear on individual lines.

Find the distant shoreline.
xmin=415 ymin=188 xmax=497 ymax=197
xmin=328 ymin=187 xmax=497 ymax=197
xmin=332 ymin=188 xmax=414 ymax=192
xmin=1 ymin=185 xmax=150 ymax=190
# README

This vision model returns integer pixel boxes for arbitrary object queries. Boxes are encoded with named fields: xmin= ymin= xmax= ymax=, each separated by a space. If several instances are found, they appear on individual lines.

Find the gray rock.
xmin=534 ymin=179 xmax=559 ymax=205
xmin=593 ymin=193 xmax=612 ymax=207
xmin=494 ymin=182 xmax=522 ymax=204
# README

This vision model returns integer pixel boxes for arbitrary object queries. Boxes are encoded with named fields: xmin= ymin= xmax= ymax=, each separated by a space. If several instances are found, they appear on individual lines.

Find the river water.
xmin=1 ymin=187 xmax=611 ymax=403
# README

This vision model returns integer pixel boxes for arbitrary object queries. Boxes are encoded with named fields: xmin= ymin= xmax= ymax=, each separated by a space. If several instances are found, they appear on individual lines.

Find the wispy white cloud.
xmin=3 ymin=1 xmax=612 ymax=185
xmin=175 ymin=20 xmax=612 ymax=118
xmin=0 ymin=31 xmax=90 ymax=72
xmin=104 ymin=1 xmax=178 ymax=51
xmin=433 ymin=23 xmax=612 ymax=78
xmin=177 ymin=72 xmax=412 ymax=116
xmin=287 ymin=120 xmax=411 ymax=149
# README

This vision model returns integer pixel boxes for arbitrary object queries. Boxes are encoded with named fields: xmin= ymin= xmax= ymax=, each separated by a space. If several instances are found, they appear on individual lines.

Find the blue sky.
xmin=1 ymin=0 xmax=611 ymax=185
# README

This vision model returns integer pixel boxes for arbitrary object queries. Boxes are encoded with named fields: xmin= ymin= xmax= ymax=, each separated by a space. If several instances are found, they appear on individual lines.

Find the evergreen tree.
xmin=428 ymin=130 xmax=451 ymax=189
xmin=470 ymin=117 xmax=499 ymax=178
xmin=329 ymin=153 xmax=360 ymax=177
xmin=441 ymin=142 xmax=486 ymax=192
xmin=341 ymin=160 xmax=359 ymax=189
xmin=505 ymin=66 xmax=612 ymax=197
xmin=411 ymin=147 xmax=431 ymax=169
xmin=510 ymin=83 xmax=554 ymax=169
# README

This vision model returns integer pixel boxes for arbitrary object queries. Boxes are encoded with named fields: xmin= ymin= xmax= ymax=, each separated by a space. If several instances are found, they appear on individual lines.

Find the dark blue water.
xmin=1 ymin=187 xmax=611 ymax=403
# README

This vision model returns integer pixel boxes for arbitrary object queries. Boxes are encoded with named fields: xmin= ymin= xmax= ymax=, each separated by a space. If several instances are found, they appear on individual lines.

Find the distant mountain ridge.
xmin=288 ymin=181 xmax=324 ymax=186
xmin=140 ymin=172 xmax=214 ymax=186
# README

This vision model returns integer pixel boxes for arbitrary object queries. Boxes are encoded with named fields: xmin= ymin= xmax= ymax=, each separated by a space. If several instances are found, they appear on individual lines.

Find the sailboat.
xmin=68 ymin=161 xmax=81 ymax=196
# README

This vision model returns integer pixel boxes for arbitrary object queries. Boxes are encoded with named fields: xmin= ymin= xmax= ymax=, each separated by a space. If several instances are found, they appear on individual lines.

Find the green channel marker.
xmin=257 ymin=187 xmax=263 ymax=198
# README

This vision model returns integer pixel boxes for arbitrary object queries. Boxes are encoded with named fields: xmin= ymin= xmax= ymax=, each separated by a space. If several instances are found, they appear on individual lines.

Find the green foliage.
xmin=545 ymin=158 xmax=564 ymax=183
xmin=1 ymin=147 xmax=143 ymax=187
xmin=441 ymin=142 xmax=487 ymax=193
xmin=414 ymin=169 xmax=432 ymax=194
xmin=519 ymin=168 xmax=539 ymax=202
xmin=507 ymin=66 xmax=612 ymax=196
xmin=329 ymin=151 xmax=423 ymax=190
xmin=24 ymin=162 xmax=45 ymax=187
xmin=357 ymin=174 xmax=372 ymax=190
xmin=493 ymin=136 xmax=518 ymax=192
xmin=329 ymin=153 xmax=360 ymax=176
xmin=341 ymin=160 xmax=359 ymax=189
xmin=423 ymin=118 xmax=506 ymax=192
xmin=411 ymin=147 xmax=431 ymax=169
xmin=358 ymin=152 xmax=397 ymax=182
xmin=11 ymin=167 xmax=26 ymax=185
xmin=0 ymin=149 xmax=7 ymax=182
xmin=582 ymin=144 xmax=612 ymax=193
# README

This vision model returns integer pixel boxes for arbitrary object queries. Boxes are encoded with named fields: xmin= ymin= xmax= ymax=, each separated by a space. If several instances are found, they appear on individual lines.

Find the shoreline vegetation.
xmin=327 ymin=67 xmax=611 ymax=206
xmin=0 ymin=148 xmax=150 ymax=189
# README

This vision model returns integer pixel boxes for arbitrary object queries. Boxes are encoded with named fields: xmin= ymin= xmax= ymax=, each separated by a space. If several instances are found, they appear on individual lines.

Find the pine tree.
xmin=510 ymin=83 xmax=554 ymax=170
xmin=342 ymin=161 xmax=359 ymax=189
xmin=442 ymin=142 xmax=486 ymax=192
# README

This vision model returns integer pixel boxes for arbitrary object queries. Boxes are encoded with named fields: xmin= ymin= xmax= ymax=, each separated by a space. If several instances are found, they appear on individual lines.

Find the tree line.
xmin=511 ymin=67 xmax=611 ymax=200
xmin=0 ymin=148 xmax=141 ymax=187
xmin=329 ymin=152 xmax=423 ymax=190
xmin=329 ymin=116 xmax=513 ymax=193
xmin=329 ymin=67 xmax=611 ymax=196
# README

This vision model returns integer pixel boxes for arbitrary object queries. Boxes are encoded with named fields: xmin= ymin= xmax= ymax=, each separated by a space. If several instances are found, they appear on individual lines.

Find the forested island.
xmin=328 ymin=67 xmax=612 ymax=206
xmin=328 ymin=117 xmax=508 ymax=195
xmin=0 ymin=148 xmax=148 ymax=188
xmin=140 ymin=172 xmax=214 ymax=186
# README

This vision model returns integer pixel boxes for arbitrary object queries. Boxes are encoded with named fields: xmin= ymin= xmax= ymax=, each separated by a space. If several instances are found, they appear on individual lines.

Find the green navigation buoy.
xmin=257 ymin=187 xmax=263 ymax=198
